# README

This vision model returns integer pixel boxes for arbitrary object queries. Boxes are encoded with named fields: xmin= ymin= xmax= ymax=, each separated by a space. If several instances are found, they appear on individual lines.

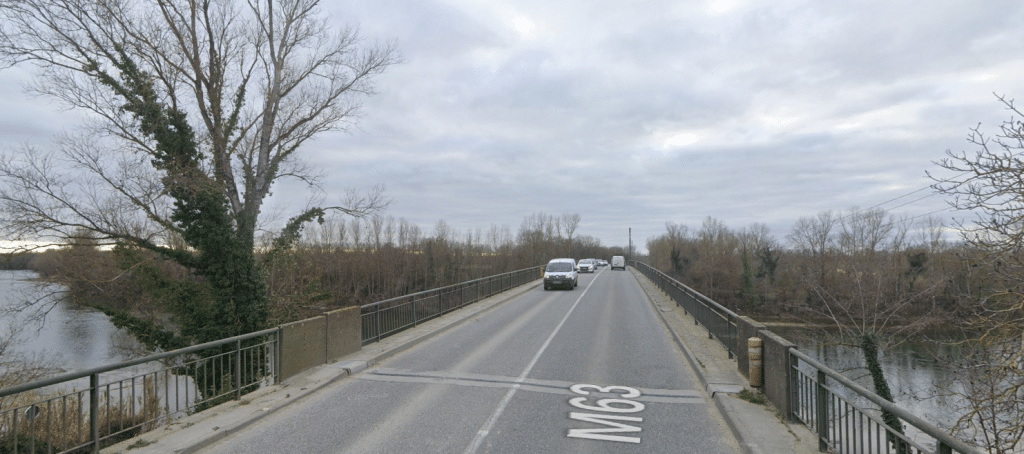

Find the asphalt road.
xmin=199 ymin=267 xmax=742 ymax=454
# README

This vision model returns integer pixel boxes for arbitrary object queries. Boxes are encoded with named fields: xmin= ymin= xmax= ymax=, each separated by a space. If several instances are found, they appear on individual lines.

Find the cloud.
xmin=4 ymin=0 xmax=1022 ymax=252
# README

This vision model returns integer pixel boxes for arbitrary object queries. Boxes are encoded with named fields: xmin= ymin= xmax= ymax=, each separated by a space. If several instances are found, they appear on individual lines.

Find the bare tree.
xmin=694 ymin=217 xmax=736 ymax=302
xmin=0 ymin=0 xmax=398 ymax=342
xmin=383 ymin=216 xmax=396 ymax=247
xmin=350 ymin=218 xmax=363 ymax=251
xmin=928 ymin=94 xmax=1024 ymax=452
xmin=562 ymin=212 xmax=581 ymax=256
xmin=335 ymin=217 xmax=348 ymax=249
xmin=788 ymin=210 xmax=838 ymax=287
xmin=916 ymin=215 xmax=947 ymax=253
xmin=805 ymin=210 xmax=947 ymax=452
xmin=370 ymin=214 xmax=386 ymax=251
xmin=0 ymin=0 xmax=398 ymax=247
xmin=945 ymin=330 xmax=1024 ymax=454
xmin=838 ymin=207 xmax=894 ymax=255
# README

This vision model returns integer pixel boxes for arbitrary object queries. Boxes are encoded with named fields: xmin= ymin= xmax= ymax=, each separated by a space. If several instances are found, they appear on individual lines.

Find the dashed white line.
xmin=461 ymin=275 xmax=594 ymax=454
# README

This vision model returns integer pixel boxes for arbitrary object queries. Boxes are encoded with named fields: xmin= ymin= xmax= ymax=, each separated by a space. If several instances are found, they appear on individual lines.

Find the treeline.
xmin=644 ymin=209 xmax=972 ymax=325
xmin=26 ymin=212 xmax=624 ymax=325
xmin=0 ymin=253 xmax=37 ymax=270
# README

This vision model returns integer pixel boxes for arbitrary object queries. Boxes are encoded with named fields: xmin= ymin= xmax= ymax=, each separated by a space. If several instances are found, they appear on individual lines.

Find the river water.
xmin=771 ymin=325 xmax=963 ymax=432
xmin=0 ymin=270 xmax=135 ymax=375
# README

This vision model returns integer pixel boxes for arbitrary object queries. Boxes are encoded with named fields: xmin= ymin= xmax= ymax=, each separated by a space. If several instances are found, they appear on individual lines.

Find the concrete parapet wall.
xmin=280 ymin=316 xmax=328 ymax=381
xmin=736 ymin=316 xmax=766 ymax=380
xmin=758 ymin=329 xmax=797 ymax=422
xmin=326 ymin=306 xmax=361 ymax=362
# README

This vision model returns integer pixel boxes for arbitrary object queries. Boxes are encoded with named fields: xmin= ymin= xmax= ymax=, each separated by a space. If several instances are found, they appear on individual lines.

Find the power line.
xmin=881 ymin=192 xmax=940 ymax=212
xmin=906 ymin=207 xmax=953 ymax=222
xmin=836 ymin=171 xmax=971 ymax=222
xmin=837 ymin=185 xmax=937 ymax=222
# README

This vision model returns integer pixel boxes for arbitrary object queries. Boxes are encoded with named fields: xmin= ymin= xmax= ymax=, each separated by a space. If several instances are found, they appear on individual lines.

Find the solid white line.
xmin=461 ymin=276 xmax=594 ymax=454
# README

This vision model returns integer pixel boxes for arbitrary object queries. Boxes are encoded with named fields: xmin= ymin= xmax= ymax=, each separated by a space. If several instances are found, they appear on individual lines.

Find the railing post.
xmin=727 ymin=314 xmax=734 ymax=359
xmin=937 ymin=441 xmax=952 ymax=454
xmin=787 ymin=349 xmax=797 ymax=423
xmin=274 ymin=329 xmax=281 ymax=382
xmin=375 ymin=305 xmax=382 ymax=343
xmin=412 ymin=295 xmax=417 ymax=327
xmin=90 ymin=373 xmax=99 ymax=453
xmin=235 ymin=339 xmax=242 ymax=400
xmin=816 ymin=370 xmax=828 ymax=452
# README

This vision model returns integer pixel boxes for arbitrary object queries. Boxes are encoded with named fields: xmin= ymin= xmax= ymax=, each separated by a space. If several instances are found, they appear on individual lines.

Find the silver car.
xmin=577 ymin=259 xmax=595 ymax=273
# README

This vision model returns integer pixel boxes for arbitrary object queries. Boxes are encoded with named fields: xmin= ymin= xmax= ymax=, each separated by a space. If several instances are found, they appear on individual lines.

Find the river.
xmin=771 ymin=324 xmax=964 ymax=432
xmin=0 ymin=270 xmax=136 ymax=375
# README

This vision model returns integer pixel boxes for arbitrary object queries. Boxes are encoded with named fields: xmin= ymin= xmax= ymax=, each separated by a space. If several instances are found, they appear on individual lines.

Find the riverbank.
xmin=0 ymin=270 xmax=138 ymax=376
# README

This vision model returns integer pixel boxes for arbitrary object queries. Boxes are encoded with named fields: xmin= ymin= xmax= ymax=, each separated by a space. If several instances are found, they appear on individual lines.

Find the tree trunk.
xmin=861 ymin=333 xmax=908 ymax=453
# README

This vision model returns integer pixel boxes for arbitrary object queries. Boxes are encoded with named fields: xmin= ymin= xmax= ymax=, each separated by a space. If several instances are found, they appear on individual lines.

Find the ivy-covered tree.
xmin=0 ymin=0 xmax=398 ymax=346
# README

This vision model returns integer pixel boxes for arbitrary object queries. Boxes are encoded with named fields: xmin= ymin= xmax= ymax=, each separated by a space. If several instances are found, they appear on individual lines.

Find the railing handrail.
xmin=0 ymin=327 xmax=279 ymax=399
xmin=635 ymin=260 xmax=982 ymax=454
xmin=633 ymin=261 xmax=740 ymax=319
xmin=360 ymin=266 xmax=540 ymax=311
xmin=790 ymin=349 xmax=983 ymax=454
xmin=1 ymin=267 xmax=541 ymax=397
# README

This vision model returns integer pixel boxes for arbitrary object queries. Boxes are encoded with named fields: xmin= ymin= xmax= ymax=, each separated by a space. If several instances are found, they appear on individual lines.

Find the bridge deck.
xmin=103 ymin=268 xmax=819 ymax=454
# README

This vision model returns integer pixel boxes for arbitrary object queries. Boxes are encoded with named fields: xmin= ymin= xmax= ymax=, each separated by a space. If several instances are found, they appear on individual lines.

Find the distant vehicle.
xmin=611 ymin=256 xmax=625 ymax=270
xmin=544 ymin=258 xmax=579 ymax=290
xmin=577 ymin=259 xmax=595 ymax=273
xmin=597 ymin=259 xmax=608 ymax=267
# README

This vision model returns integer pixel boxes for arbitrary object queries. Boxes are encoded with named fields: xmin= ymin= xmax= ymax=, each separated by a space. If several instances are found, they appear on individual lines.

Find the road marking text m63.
xmin=566 ymin=384 xmax=645 ymax=444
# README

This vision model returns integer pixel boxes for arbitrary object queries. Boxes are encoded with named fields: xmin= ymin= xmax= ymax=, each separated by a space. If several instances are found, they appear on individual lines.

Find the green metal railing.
xmin=0 ymin=329 xmax=278 ymax=454
xmin=631 ymin=260 xmax=982 ymax=454
xmin=0 ymin=265 xmax=544 ymax=453
xmin=360 ymin=266 xmax=542 ymax=344
xmin=633 ymin=261 xmax=739 ymax=358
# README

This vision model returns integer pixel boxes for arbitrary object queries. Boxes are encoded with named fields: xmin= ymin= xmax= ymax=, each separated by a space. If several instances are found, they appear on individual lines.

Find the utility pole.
xmin=628 ymin=228 xmax=632 ymax=264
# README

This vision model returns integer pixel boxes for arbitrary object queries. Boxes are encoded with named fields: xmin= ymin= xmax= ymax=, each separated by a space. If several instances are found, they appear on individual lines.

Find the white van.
xmin=544 ymin=258 xmax=578 ymax=290
xmin=610 ymin=256 xmax=625 ymax=270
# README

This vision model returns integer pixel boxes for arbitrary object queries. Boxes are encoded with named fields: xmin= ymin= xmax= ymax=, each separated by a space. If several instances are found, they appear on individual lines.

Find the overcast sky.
xmin=3 ymin=0 xmax=1024 ymax=253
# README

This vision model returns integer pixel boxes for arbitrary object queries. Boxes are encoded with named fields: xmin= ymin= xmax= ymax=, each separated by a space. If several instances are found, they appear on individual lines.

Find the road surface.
xmin=200 ymin=267 xmax=742 ymax=453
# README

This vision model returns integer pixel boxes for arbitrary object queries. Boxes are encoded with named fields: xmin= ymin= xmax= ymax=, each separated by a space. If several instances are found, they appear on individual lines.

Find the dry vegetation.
xmin=0 ymin=378 xmax=160 ymax=453
xmin=645 ymin=211 xmax=963 ymax=326
xmin=22 ymin=212 xmax=621 ymax=326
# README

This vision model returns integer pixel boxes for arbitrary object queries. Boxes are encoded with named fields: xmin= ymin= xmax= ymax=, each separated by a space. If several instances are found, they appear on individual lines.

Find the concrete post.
xmin=748 ymin=337 xmax=763 ymax=387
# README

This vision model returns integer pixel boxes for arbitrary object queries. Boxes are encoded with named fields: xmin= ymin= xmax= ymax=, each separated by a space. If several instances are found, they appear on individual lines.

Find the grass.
xmin=126 ymin=438 xmax=155 ymax=450
xmin=737 ymin=388 xmax=767 ymax=405
xmin=0 ymin=376 xmax=163 ymax=452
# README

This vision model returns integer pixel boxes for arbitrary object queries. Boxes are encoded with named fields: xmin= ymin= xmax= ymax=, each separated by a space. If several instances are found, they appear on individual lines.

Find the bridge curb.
xmin=101 ymin=280 xmax=542 ymax=454
xmin=349 ymin=281 xmax=542 ymax=368
xmin=629 ymin=267 xmax=819 ymax=454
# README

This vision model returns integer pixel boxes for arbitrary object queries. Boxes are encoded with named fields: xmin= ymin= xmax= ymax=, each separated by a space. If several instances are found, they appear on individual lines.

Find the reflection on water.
xmin=770 ymin=325 xmax=963 ymax=431
xmin=0 ymin=270 xmax=135 ymax=373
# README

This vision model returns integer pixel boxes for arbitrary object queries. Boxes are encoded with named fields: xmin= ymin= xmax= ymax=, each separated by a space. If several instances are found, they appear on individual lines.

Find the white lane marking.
xmin=358 ymin=369 xmax=705 ymax=403
xmin=461 ymin=275 xmax=595 ymax=454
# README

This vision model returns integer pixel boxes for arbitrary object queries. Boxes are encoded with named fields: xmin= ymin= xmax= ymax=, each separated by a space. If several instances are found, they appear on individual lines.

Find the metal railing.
xmin=360 ymin=266 xmax=541 ymax=344
xmin=791 ymin=349 xmax=981 ymax=454
xmin=633 ymin=261 xmax=739 ymax=358
xmin=0 ymin=266 xmax=543 ymax=453
xmin=632 ymin=261 xmax=982 ymax=454
xmin=0 ymin=329 xmax=278 ymax=454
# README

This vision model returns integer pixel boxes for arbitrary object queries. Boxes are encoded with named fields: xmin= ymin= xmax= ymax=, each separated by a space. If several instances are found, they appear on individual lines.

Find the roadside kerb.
xmin=101 ymin=281 xmax=541 ymax=454
xmin=628 ymin=267 xmax=819 ymax=454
